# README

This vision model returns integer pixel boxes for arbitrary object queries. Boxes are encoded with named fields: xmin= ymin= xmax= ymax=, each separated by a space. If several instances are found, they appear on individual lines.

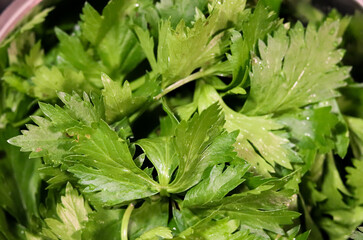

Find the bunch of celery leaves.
xmin=1 ymin=0 xmax=363 ymax=239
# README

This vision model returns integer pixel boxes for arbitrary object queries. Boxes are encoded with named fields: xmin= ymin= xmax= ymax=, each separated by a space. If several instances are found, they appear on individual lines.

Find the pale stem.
xmin=121 ymin=203 xmax=135 ymax=240
xmin=154 ymin=70 xmax=207 ymax=100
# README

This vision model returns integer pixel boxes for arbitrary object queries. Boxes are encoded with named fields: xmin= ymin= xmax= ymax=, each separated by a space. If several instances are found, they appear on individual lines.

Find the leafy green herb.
xmin=1 ymin=0 xmax=363 ymax=239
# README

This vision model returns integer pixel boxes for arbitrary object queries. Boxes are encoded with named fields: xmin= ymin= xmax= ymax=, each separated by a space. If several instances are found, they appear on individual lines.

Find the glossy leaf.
xmin=242 ymin=21 xmax=349 ymax=115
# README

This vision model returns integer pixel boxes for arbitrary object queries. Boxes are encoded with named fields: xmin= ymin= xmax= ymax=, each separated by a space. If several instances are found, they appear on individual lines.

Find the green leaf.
xmin=82 ymin=208 xmax=124 ymax=240
xmin=0 ymin=209 xmax=18 ymax=240
xmin=31 ymin=66 xmax=92 ymax=100
xmin=242 ymin=20 xmax=349 ymax=115
xmin=225 ymin=112 xmax=299 ymax=174
xmin=0 ymin=43 xmax=7 ymax=75
xmin=156 ymin=0 xmax=208 ymax=27
xmin=68 ymin=120 xmax=160 ymax=206
xmin=346 ymin=159 xmax=363 ymax=204
xmin=56 ymin=92 xmax=104 ymax=125
xmin=351 ymin=227 xmax=363 ymax=240
xmin=8 ymin=92 xmax=102 ymax=165
xmin=134 ymin=26 xmax=158 ymax=71
xmin=129 ymin=200 xmax=169 ymax=239
xmin=139 ymin=103 xmax=242 ymax=194
xmin=175 ymin=217 xmax=255 ymax=240
xmin=183 ymin=163 xmax=249 ymax=207
xmin=97 ymin=18 xmax=144 ymax=76
xmin=129 ymin=0 xmax=160 ymax=38
xmin=326 ymin=100 xmax=350 ymax=158
xmin=219 ymin=0 xmax=281 ymax=91
xmin=42 ymin=183 xmax=91 ymax=240
xmin=216 ymin=206 xmax=299 ymax=235
xmin=80 ymin=0 xmax=144 ymax=76
xmin=171 ymin=207 xmax=202 ymax=234
xmin=140 ymin=0 xmax=247 ymax=88
xmin=31 ymin=66 xmax=67 ymax=100
xmin=79 ymin=2 xmax=102 ymax=46
xmin=167 ymin=104 xmax=236 ymax=193
xmin=220 ymin=31 xmax=249 ymax=91
xmin=9 ymin=92 xmax=159 ymax=206
xmin=319 ymin=207 xmax=363 ymax=240
xmin=196 ymin=82 xmax=300 ymax=175
xmin=88 ymin=0 xmax=136 ymax=46
xmin=55 ymin=28 xmax=105 ymax=87
xmin=101 ymin=73 xmax=147 ymax=122
xmin=278 ymin=107 xmax=340 ymax=154
xmin=260 ymin=0 xmax=282 ymax=13
xmin=0 ymin=127 xmax=41 ymax=230
xmin=202 ymin=183 xmax=300 ymax=235
xmin=320 ymin=153 xmax=351 ymax=211
xmin=3 ymin=35 xmax=45 ymax=96
xmin=111 ymin=117 xmax=134 ymax=140
xmin=8 ymin=115 xmax=74 ymax=165
xmin=136 ymin=227 xmax=172 ymax=240
xmin=0 ymin=83 xmax=30 ymax=128
xmin=295 ymin=231 xmax=311 ymax=240
xmin=347 ymin=116 xmax=363 ymax=159
xmin=137 ymin=137 xmax=179 ymax=186
xmin=241 ymin=1 xmax=281 ymax=49
xmin=5 ymin=31 xmax=40 ymax=66
xmin=39 ymin=165 xmax=76 ymax=190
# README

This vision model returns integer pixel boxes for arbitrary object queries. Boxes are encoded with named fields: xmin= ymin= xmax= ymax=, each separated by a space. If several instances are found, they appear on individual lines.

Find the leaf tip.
xmin=101 ymin=72 xmax=112 ymax=86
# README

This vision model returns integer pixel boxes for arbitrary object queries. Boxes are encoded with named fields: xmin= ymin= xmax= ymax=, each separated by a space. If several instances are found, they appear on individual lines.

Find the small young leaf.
xmin=101 ymin=73 xmax=146 ymax=122
xmin=42 ymin=183 xmax=91 ymax=240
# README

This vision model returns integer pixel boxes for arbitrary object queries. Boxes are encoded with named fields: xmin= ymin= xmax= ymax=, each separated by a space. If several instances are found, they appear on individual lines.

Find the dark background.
xmin=314 ymin=0 xmax=362 ymax=14
xmin=0 ymin=0 xmax=12 ymax=13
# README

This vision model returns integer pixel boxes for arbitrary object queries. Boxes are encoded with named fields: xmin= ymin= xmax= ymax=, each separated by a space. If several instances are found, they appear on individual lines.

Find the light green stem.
xmin=130 ymin=75 xmax=146 ymax=91
xmin=121 ymin=203 xmax=135 ymax=240
xmin=154 ymin=70 xmax=207 ymax=100
xmin=12 ymin=108 xmax=43 ymax=128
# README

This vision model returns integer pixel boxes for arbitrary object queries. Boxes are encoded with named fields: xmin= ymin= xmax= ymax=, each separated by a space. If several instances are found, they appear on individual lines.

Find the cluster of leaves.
xmin=0 ymin=0 xmax=363 ymax=239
